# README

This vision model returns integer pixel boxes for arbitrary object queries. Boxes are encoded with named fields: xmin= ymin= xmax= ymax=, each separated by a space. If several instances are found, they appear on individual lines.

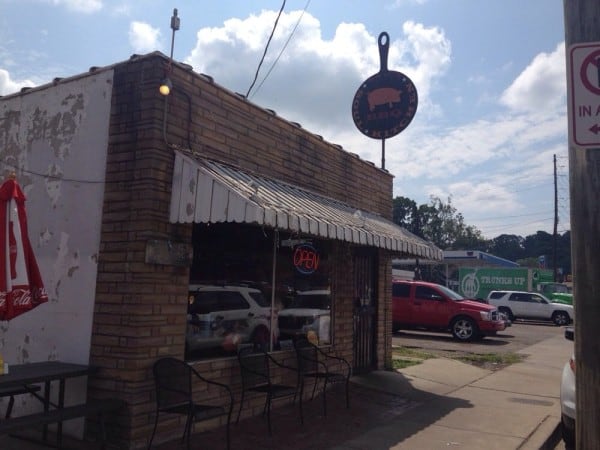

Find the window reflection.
xmin=278 ymin=289 xmax=331 ymax=345
xmin=185 ymin=224 xmax=332 ymax=361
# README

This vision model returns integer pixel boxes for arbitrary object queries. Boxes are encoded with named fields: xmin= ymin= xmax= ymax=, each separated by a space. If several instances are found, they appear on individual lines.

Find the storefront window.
xmin=185 ymin=223 xmax=332 ymax=361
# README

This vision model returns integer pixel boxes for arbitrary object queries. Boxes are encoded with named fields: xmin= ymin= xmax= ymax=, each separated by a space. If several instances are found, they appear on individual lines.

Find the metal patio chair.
xmin=293 ymin=337 xmax=351 ymax=417
xmin=236 ymin=346 xmax=301 ymax=434
xmin=148 ymin=357 xmax=233 ymax=450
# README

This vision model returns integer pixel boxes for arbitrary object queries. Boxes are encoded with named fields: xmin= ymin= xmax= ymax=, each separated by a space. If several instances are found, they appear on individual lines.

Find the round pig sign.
xmin=352 ymin=32 xmax=418 ymax=139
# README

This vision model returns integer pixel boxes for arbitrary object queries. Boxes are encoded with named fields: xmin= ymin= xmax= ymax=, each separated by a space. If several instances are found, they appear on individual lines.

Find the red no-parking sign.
xmin=568 ymin=42 xmax=600 ymax=147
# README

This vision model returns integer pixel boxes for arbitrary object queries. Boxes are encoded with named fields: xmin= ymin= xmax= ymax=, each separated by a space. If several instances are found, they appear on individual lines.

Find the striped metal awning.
xmin=170 ymin=151 xmax=442 ymax=259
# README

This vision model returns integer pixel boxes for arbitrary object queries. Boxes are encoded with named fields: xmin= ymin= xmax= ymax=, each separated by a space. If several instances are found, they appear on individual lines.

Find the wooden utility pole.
xmin=553 ymin=154 xmax=558 ymax=282
xmin=563 ymin=2 xmax=600 ymax=449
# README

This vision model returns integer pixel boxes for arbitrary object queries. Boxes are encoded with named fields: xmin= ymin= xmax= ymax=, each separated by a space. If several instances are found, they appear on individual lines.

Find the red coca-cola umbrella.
xmin=0 ymin=174 xmax=48 ymax=321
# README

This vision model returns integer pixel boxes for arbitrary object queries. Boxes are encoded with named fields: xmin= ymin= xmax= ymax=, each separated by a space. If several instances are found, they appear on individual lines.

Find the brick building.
xmin=0 ymin=52 xmax=441 ymax=448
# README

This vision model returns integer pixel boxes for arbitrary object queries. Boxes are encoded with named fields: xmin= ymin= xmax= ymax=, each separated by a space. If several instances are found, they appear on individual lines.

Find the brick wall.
xmin=165 ymin=56 xmax=394 ymax=219
xmin=89 ymin=53 xmax=397 ymax=449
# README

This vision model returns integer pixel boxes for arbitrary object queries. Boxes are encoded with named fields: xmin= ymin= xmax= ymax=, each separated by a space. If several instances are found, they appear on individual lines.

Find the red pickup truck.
xmin=392 ymin=280 xmax=506 ymax=341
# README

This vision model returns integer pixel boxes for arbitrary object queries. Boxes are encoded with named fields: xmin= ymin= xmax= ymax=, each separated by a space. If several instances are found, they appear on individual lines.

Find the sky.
xmin=0 ymin=0 xmax=571 ymax=240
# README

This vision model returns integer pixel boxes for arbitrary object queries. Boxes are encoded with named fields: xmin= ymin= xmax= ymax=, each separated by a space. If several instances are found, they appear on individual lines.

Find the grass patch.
xmin=392 ymin=347 xmax=437 ymax=360
xmin=454 ymin=352 xmax=524 ymax=366
xmin=391 ymin=347 xmax=525 ymax=371
xmin=392 ymin=359 xmax=422 ymax=370
xmin=391 ymin=347 xmax=437 ymax=370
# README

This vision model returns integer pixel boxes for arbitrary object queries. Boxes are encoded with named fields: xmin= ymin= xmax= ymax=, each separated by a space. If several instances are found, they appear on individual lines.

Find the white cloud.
xmin=185 ymin=11 xmax=450 ymax=134
xmin=128 ymin=22 xmax=162 ymax=53
xmin=429 ymin=181 xmax=518 ymax=215
xmin=390 ymin=0 xmax=429 ymax=7
xmin=0 ymin=69 xmax=36 ymax=96
xmin=50 ymin=0 xmax=103 ymax=13
xmin=500 ymin=42 xmax=566 ymax=113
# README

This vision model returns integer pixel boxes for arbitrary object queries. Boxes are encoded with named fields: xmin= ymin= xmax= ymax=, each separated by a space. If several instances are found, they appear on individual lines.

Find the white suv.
xmin=560 ymin=327 xmax=576 ymax=447
xmin=186 ymin=284 xmax=278 ymax=353
xmin=278 ymin=290 xmax=331 ymax=344
xmin=486 ymin=290 xmax=573 ymax=326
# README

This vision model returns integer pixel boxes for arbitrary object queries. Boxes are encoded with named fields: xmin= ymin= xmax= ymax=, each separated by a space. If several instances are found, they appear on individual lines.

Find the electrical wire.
xmin=1 ymin=160 xmax=106 ymax=184
xmin=249 ymin=0 xmax=311 ymax=99
xmin=245 ymin=0 xmax=286 ymax=98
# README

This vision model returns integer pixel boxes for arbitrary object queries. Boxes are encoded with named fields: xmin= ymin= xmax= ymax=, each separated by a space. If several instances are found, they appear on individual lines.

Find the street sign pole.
xmin=563 ymin=1 xmax=600 ymax=448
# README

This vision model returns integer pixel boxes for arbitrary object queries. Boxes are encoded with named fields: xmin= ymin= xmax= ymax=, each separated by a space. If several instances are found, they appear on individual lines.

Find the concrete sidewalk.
xmin=344 ymin=332 xmax=570 ymax=449
xmin=0 ymin=332 xmax=571 ymax=449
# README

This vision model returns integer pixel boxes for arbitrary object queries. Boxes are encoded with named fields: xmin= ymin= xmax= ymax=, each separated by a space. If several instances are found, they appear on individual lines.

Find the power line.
xmin=477 ymin=216 xmax=556 ymax=235
xmin=1 ymin=159 xmax=106 ymax=184
xmin=250 ymin=0 xmax=312 ymax=99
xmin=474 ymin=210 xmax=555 ymax=222
xmin=246 ymin=0 xmax=286 ymax=98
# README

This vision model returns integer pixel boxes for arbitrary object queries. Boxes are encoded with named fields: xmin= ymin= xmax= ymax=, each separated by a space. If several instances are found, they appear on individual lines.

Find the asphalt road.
xmin=392 ymin=319 xmax=568 ymax=357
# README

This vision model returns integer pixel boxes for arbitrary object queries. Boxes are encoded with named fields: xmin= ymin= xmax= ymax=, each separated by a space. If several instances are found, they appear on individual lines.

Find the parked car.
xmin=472 ymin=295 xmax=511 ymax=327
xmin=560 ymin=326 xmax=575 ymax=448
xmin=186 ymin=284 xmax=278 ymax=353
xmin=486 ymin=290 xmax=573 ymax=326
xmin=392 ymin=280 xmax=506 ymax=341
xmin=278 ymin=289 xmax=331 ymax=344
xmin=537 ymin=282 xmax=574 ymax=305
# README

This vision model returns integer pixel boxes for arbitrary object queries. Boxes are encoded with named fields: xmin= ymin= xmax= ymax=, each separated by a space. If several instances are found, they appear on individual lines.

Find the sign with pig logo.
xmin=352 ymin=32 xmax=418 ymax=139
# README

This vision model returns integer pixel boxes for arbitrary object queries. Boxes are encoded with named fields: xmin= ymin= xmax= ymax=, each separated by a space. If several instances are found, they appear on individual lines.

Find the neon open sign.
xmin=293 ymin=244 xmax=320 ymax=275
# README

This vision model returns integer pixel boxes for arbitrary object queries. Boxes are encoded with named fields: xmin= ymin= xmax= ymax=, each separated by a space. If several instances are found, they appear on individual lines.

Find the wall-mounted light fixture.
xmin=159 ymin=8 xmax=180 ymax=96
xmin=159 ymin=77 xmax=172 ymax=96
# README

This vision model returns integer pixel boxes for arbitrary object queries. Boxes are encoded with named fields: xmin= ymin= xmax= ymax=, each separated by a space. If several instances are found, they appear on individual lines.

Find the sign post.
xmin=564 ymin=1 xmax=600 ymax=448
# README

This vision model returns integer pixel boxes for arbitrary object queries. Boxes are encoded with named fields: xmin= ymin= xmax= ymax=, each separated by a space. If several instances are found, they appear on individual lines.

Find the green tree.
xmin=392 ymin=196 xmax=419 ymax=235
xmin=488 ymin=234 xmax=526 ymax=261
xmin=393 ymin=195 xmax=485 ymax=250
xmin=391 ymin=195 xmax=571 ymax=276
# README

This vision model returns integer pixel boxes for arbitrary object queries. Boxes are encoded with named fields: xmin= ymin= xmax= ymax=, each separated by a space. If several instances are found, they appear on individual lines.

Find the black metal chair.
xmin=148 ymin=357 xmax=233 ymax=450
xmin=293 ymin=337 xmax=351 ymax=417
xmin=236 ymin=346 xmax=301 ymax=434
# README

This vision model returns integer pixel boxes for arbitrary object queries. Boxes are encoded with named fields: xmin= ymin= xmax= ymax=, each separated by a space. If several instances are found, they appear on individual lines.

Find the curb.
xmin=541 ymin=422 xmax=563 ymax=450
xmin=519 ymin=416 xmax=562 ymax=450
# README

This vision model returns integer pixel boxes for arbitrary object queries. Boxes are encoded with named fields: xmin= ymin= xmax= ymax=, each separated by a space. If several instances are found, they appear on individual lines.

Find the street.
xmin=392 ymin=320 xmax=569 ymax=357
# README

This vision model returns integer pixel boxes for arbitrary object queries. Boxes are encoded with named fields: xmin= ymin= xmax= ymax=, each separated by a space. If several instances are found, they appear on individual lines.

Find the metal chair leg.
xmin=236 ymin=391 xmax=246 ymax=424
xmin=147 ymin=411 xmax=159 ymax=450
xmin=5 ymin=395 xmax=15 ymax=419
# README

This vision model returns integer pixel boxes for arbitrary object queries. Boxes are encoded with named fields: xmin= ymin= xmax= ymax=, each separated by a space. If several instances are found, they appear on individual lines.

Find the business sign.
xmin=568 ymin=42 xmax=600 ymax=147
xmin=293 ymin=243 xmax=320 ymax=275
xmin=352 ymin=32 xmax=418 ymax=139
xmin=458 ymin=268 xmax=554 ymax=300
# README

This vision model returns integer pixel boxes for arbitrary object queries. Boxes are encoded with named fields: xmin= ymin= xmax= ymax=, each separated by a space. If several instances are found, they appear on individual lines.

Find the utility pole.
xmin=563 ymin=2 xmax=600 ymax=449
xmin=553 ymin=154 xmax=558 ymax=282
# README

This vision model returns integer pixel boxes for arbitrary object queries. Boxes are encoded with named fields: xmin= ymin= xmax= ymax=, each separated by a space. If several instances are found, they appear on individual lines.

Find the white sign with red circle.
xmin=568 ymin=42 xmax=600 ymax=147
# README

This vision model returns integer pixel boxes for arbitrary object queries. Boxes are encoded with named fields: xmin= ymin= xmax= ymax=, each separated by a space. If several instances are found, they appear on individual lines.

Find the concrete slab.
xmin=405 ymin=393 xmax=554 ymax=439
xmin=330 ymin=418 xmax=523 ymax=450
xmin=452 ymin=385 xmax=558 ymax=411
xmin=472 ymin=364 xmax=563 ymax=397
xmin=397 ymin=357 xmax=492 ymax=387
xmin=351 ymin=370 xmax=454 ymax=400
xmin=516 ymin=333 xmax=572 ymax=364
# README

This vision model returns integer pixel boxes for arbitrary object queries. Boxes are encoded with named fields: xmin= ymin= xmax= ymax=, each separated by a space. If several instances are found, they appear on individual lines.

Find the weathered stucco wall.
xmin=0 ymin=70 xmax=113 ymax=415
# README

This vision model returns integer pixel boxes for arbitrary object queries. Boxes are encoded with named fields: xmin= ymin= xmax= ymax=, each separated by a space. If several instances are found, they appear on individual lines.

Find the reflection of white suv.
xmin=186 ymin=284 xmax=278 ymax=353
xmin=487 ymin=290 xmax=573 ymax=326
xmin=278 ymin=290 xmax=331 ymax=344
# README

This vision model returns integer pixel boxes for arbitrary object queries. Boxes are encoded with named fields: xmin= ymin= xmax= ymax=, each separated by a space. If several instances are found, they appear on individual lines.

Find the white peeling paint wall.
xmin=0 ymin=70 xmax=113 ymax=421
